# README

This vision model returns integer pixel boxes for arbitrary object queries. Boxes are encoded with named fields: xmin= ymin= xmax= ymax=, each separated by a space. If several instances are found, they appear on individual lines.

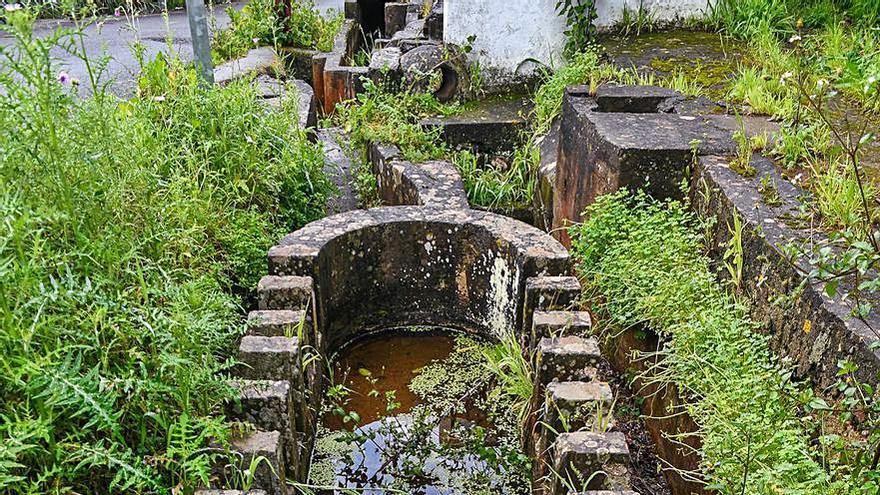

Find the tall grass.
xmin=0 ymin=11 xmax=329 ymax=493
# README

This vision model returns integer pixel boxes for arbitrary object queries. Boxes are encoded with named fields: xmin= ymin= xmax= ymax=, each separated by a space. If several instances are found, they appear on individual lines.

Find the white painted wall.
xmin=444 ymin=0 xmax=710 ymax=84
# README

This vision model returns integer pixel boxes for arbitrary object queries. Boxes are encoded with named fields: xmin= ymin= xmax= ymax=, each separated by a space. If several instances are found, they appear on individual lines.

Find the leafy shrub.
xmin=569 ymin=190 xmax=871 ymax=494
xmin=0 ymin=11 xmax=329 ymax=493
xmin=212 ymin=0 xmax=343 ymax=64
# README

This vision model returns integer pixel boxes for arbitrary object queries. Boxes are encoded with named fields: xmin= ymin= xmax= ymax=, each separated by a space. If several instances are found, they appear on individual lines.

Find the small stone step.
xmin=546 ymin=381 xmax=614 ymax=432
xmin=247 ymin=310 xmax=309 ymax=337
xmin=533 ymin=310 xmax=592 ymax=343
xmin=237 ymin=336 xmax=299 ymax=381
xmin=552 ymin=431 xmax=631 ymax=493
xmin=257 ymin=275 xmax=313 ymax=311
xmin=595 ymin=84 xmax=680 ymax=113
xmin=524 ymin=276 xmax=582 ymax=344
xmin=228 ymin=430 xmax=287 ymax=495
xmin=227 ymin=380 xmax=300 ymax=481
xmin=537 ymin=336 xmax=602 ymax=385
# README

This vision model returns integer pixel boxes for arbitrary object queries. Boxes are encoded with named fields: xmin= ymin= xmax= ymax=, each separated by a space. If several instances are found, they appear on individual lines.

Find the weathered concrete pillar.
xmin=549 ymin=432 xmax=631 ymax=494
xmin=228 ymin=430 xmax=287 ymax=495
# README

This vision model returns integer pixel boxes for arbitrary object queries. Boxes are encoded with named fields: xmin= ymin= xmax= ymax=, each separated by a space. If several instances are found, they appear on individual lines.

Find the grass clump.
xmin=569 ymin=190 xmax=871 ymax=494
xmin=0 ymin=12 xmax=329 ymax=493
xmin=212 ymin=0 xmax=343 ymax=64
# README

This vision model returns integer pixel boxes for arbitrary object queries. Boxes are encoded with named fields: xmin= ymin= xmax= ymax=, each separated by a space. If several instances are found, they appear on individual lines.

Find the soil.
xmin=597 ymin=359 xmax=673 ymax=495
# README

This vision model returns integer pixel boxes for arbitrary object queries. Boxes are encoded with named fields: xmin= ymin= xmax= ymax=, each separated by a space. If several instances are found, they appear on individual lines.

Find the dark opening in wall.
xmin=357 ymin=0 xmax=389 ymax=35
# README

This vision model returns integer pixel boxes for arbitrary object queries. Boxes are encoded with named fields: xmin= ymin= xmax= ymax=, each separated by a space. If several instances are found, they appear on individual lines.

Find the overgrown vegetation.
xmin=0 ymin=11 xmax=329 ymax=493
xmin=570 ymin=190 xmax=878 ymax=494
xmin=212 ymin=0 xmax=343 ymax=64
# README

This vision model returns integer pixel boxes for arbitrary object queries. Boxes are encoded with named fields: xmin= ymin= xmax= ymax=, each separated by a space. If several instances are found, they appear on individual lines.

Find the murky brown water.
xmin=313 ymin=329 xmax=526 ymax=495
xmin=325 ymin=331 xmax=456 ymax=430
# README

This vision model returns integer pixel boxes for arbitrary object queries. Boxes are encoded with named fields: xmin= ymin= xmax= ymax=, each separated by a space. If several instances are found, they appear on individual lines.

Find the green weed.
xmin=0 ymin=12 xmax=329 ymax=492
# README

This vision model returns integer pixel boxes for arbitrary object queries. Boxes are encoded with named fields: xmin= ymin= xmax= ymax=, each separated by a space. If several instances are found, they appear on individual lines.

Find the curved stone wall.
xmin=268 ymin=206 xmax=569 ymax=350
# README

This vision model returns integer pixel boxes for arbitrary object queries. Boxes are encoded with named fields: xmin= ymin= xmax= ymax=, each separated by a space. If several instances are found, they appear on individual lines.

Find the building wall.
xmin=444 ymin=0 xmax=709 ymax=85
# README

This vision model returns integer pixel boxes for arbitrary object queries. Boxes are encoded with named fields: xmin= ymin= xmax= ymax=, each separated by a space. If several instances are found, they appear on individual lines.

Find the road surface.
xmin=0 ymin=0 xmax=343 ymax=97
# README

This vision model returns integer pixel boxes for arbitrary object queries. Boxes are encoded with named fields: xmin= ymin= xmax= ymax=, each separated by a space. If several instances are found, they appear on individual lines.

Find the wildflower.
xmin=4 ymin=3 xmax=21 ymax=11
xmin=71 ymin=77 xmax=80 ymax=86
xmin=58 ymin=71 xmax=70 ymax=84
xmin=779 ymin=71 xmax=793 ymax=85
xmin=113 ymin=6 xmax=122 ymax=16
xmin=153 ymin=95 xmax=166 ymax=102
xmin=252 ymin=37 xmax=259 ymax=45
xmin=788 ymin=34 xmax=802 ymax=43
xmin=816 ymin=79 xmax=828 ymax=90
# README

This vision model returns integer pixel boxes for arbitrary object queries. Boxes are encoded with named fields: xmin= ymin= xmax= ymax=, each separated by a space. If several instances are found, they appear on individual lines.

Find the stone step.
xmin=524 ymin=276 xmax=582 ymax=343
xmin=257 ymin=275 xmax=313 ymax=311
xmin=536 ymin=336 xmax=602 ymax=385
xmin=247 ymin=310 xmax=309 ymax=337
xmin=546 ymin=381 xmax=615 ymax=432
xmin=237 ymin=336 xmax=299 ymax=381
xmin=228 ymin=430 xmax=287 ymax=495
xmin=227 ymin=380 xmax=299 ymax=478
xmin=552 ymin=431 xmax=631 ymax=494
xmin=533 ymin=310 xmax=593 ymax=344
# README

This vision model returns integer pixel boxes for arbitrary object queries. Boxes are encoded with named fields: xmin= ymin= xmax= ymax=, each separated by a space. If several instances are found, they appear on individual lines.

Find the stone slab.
xmin=238 ymin=336 xmax=299 ymax=381
xmin=421 ymin=98 xmax=532 ymax=154
xmin=537 ymin=336 xmax=602 ymax=385
xmin=257 ymin=275 xmax=314 ymax=311
xmin=214 ymin=47 xmax=281 ymax=85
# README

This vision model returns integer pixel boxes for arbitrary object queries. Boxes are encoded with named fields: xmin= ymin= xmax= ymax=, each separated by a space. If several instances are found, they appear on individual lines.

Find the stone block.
xmin=423 ymin=0 xmax=443 ymax=40
xmin=552 ymin=85 xmax=737 ymax=246
xmin=551 ymin=432 xmax=631 ymax=494
xmin=524 ymin=276 xmax=582 ymax=346
xmin=237 ymin=336 xmax=299 ymax=381
xmin=229 ymin=430 xmax=287 ymax=495
xmin=595 ymin=84 xmax=680 ymax=113
xmin=533 ymin=310 xmax=592 ymax=343
xmin=247 ymin=310 xmax=309 ymax=338
xmin=227 ymin=380 xmax=299 ymax=478
xmin=546 ymin=381 xmax=614 ymax=432
xmin=257 ymin=275 xmax=314 ymax=311
xmin=536 ymin=336 xmax=601 ymax=385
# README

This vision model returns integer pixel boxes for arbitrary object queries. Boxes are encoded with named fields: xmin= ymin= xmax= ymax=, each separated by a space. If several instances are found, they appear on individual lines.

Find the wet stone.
xmin=552 ymin=431 xmax=631 ymax=493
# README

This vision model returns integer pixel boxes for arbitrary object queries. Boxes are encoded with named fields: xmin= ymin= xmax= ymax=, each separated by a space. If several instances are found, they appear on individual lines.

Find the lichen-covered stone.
xmin=237 ymin=336 xmax=299 ymax=381
xmin=546 ymin=381 xmax=614 ymax=431
xmin=524 ymin=276 xmax=582 ymax=344
xmin=420 ymin=98 xmax=531 ymax=155
xmin=693 ymin=154 xmax=880 ymax=388
xmin=227 ymin=380 xmax=299 ymax=479
xmin=369 ymin=142 xmax=469 ymax=209
xmin=268 ymin=207 xmax=569 ymax=349
xmin=257 ymin=275 xmax=314 ymax=311
xmin=552 ymin=84 xmax=737 ymax=246
xmin=537 ymin=336 xmax=602 ymax=385
xmin=551 ymin=431 xmax=631 ymax=494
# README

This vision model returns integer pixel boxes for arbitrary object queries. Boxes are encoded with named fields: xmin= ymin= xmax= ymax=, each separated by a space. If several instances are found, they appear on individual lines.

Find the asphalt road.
xmin=0 ymin=0 xmax=343 ymax=97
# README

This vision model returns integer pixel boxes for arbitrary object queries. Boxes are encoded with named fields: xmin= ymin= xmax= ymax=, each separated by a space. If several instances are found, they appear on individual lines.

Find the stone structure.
xmin=444 ymin=0 xmax=710 ymax=86
xmin=551 ymin=84 xmax=738 ymax=246
xmin=694 ymin=154 xmax=880 ymax=388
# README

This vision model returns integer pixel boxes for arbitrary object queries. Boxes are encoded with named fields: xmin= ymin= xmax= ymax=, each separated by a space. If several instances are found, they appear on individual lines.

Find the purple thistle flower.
xmin=114 ymin=6 xmax=122 ymax=16
xmin=58 ymin=71 xmax=70 ymax=84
